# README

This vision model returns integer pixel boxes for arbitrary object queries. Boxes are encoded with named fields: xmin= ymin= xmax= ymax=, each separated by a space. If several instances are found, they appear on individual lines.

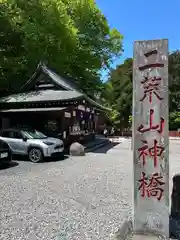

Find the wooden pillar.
xmin=133 ymin=39 xmax=169 ymax=237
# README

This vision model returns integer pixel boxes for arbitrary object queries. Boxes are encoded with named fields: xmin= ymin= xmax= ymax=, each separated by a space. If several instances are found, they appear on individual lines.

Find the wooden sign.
xmin=64 ymin=112 xmax=71 ymax=118
xmin=133 ymin=39 xmax=169 ymax=237
xmin=77 ymin=105 xmax=85 ymax=111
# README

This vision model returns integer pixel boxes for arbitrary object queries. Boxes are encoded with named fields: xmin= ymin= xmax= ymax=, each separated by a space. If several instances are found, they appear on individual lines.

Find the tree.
xmin=0 ymin=2 xmax=26 ymax=94
xmin=169 ymin=112 xmax=180 ymax=130
xmin=0 ymin=0 xmax=123 ymax=97
xmin=106 ymin=58 xmax=133 ymax=128
xmin=169 ymin=51 xmax=180 ymax=112
xmin=106 ymin=51 xmax=180 ymax=130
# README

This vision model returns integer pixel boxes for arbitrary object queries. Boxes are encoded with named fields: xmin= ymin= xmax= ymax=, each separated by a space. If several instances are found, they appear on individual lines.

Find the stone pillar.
xmin=133 ymin=39 xmax=169 ymax=237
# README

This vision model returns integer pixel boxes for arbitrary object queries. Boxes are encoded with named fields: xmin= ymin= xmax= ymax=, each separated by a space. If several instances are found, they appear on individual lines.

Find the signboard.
xmin=133 ymin=39 xmax=169 ymax=237
xmin=64 ymin=112 xmax=71 ymax=118
xmin=77 ymin=105 xmax=85 ymax=111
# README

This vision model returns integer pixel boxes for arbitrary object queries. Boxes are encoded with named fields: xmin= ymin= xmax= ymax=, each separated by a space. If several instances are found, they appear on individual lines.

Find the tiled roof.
xmin=0 ymin=107 xmax=67 ymax=113
xmin=0 ymin=90 xmax=83 ymax=103
xmin=19 ymin=63 xmax=111 ymax=111
xmin=42 ymin=66 xmax=80 ymax=91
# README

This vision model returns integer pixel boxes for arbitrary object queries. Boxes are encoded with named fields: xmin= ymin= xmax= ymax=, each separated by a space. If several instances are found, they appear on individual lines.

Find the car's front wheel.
xmin=28 ymin=148 xmax=43 ymax=163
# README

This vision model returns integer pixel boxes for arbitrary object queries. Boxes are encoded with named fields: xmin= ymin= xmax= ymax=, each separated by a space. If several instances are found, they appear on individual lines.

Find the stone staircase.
xmin=84 ymin=136 xmax=110 ymax=152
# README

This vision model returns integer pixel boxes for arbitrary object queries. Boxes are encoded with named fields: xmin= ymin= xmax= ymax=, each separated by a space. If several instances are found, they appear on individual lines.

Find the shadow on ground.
xmin=91 ymin=141 xmax=120 ymax=154
xmin=0 ymin=161 xmax=19 ymax=170
xmin=45 ymin=155 xmax=69 ymax=162
xmin=12 ymin=154 xmax=69 ymax=162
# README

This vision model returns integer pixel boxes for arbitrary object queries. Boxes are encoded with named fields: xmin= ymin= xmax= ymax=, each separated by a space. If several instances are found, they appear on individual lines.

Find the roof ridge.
xmin=41 ymin=65 xmax=81 ymax=92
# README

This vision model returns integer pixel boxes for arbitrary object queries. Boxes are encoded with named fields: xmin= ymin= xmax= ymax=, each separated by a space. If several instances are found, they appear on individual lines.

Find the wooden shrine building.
xmin=0 ymin=63 xmax=109 ymax=146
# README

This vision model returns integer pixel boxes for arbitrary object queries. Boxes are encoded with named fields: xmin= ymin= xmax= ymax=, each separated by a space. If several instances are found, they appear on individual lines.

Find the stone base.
xmin=112 ymin=219 xmax=170 ymax=240
xmin=132 ymin=234 xmax=166 ymax=240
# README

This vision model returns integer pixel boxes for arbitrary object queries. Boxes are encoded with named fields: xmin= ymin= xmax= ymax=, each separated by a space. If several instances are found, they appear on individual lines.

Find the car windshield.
xmin=23 ymin=130 xmax=47 ymax=139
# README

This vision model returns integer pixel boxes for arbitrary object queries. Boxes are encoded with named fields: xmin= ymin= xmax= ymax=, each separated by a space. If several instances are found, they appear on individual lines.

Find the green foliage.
xmin=168 ymin=51 xmax=180 ymax=130
xmin=169 ymin=112 xmax=180 ymax=130
xmin=169 ymin=51 xmax=180 ymax=111
xmin=107 ymin=109 xmax=120 ymax=122
xmin=105 ymin=51 xmax=180 ymax=130
xmin=0 ymin=1 xmax=26 ymax=93
xmin=105 ymin=58 xmax=132 ymax=128
xmin=128 ymin=115 xmax=132 ymax=126
xmin=0 ymin=0 xmax=123 ymax=97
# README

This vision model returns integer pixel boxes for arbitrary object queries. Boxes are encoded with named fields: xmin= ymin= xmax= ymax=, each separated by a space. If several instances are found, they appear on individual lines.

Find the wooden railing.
xmin=169 ymin=131 xmax=180 ymax=137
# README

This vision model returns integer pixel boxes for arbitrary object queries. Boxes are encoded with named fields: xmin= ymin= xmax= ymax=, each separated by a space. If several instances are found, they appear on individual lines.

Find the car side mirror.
xmin=23 ymin=136 xmax=27 ymax=142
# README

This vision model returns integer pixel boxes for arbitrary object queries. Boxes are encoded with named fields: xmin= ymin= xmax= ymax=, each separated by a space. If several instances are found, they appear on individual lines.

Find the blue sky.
xmin=96 ymin=0 xmax=180 ymax=80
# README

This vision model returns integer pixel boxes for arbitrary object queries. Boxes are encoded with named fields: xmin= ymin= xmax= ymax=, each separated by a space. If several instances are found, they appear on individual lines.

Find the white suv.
xmin=0 ymin=128 xmax=64 ymax=163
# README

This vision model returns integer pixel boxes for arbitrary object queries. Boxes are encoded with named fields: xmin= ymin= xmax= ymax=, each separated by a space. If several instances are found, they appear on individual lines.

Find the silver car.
xmin=0 ymin=128 xmax=64 ymax=163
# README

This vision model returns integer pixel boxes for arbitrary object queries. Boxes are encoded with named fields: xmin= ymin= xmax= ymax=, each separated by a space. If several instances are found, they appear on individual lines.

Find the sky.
xmin=96 ymin=0 xmax=180 ymax=80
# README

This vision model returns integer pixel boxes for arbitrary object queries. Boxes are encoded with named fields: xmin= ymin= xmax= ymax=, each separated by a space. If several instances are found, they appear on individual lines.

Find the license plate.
xmin=0 ymin=152 xmax=8 ymax=158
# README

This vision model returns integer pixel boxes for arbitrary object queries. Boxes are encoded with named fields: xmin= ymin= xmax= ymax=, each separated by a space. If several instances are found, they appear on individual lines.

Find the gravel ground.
xmin=0 ymin=139 xmax=180 ymax=240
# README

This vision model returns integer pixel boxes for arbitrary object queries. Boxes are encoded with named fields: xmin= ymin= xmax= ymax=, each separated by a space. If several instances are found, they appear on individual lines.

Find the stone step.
xmin=85 ymin=138 xmax=110 ymax=152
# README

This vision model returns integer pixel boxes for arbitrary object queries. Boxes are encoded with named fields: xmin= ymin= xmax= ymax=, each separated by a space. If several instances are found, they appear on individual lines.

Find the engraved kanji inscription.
xmin=137 ymin=109 xmax=165 ymax=134
xmin=139 ymin=172 xmax=165 ymax=201
xmin=138 ymin=140 xmax=164 ymax=167
xmin=140 ymin=74 xmax=163 ymax=103
xmin=139 ymin=49 xmax=164 ymax=71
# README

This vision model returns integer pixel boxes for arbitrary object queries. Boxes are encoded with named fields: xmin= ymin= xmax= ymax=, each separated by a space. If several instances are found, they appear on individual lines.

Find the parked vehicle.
xmin=0 ymin=139 xmax=12 ymax=167
xmin=0 ymin=128 xmax=64 ymax=163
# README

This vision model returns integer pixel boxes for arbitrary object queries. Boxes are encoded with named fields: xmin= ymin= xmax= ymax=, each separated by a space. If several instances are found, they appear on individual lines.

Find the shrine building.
xmin=0 ymin=63 xmax=110 ymax=146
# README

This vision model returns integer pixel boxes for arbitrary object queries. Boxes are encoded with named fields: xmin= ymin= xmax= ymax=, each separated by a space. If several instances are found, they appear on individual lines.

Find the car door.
xmin=10 ymin=130 xmax=28 ymax=155
xmin=0 ymin=130 xmax=26 ymax=154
